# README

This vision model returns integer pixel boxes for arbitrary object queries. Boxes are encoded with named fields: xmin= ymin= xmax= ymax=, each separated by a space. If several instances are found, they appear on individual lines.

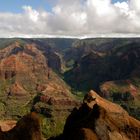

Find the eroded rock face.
xmin=0 ymin=43 xmax=50 ymax=118
xmin=0 ymin=43 xmax=49 ymax=83
xmin=0 ymin=41 xmax=77 ymax=122
xmin=57 ymin=90 xmax=140 ymax=140
xmin=35 ymin=43 xmax=62 ymax=72
xmin=7 ymin=82 xmax=27 ymax=96
xmin=0 ymin=41 xmax=79 ymax=139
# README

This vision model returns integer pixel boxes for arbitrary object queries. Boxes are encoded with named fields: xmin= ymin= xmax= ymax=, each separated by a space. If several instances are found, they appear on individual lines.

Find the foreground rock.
xmin=51 ymin=90 xmax=140 ymax=140
xmin=0 ymin=120 xmax=16 ymax=132
xmin=0 ymin=113 xmax=42 ymax=140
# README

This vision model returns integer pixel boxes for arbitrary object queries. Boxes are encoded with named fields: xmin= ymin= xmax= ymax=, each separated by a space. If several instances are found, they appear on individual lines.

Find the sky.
xmin=0 ymin=0 xmax=140 ymax=38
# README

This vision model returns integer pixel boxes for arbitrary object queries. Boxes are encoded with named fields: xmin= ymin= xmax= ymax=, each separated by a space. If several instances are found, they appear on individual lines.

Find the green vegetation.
xmin=41 ymin=116 xmax=66 ymax=138
xmin=106 ymin=84 xmax=140 ymax=120
xmin=0 ymin=102 xmax=6 ymax=117
xmin=71 ymin=89 xmax=85 ymax=101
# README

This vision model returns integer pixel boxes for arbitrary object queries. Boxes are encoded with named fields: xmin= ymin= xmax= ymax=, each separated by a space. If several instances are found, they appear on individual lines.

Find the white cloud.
xmin=23 ymin=6 xmax=39 ymax=22
xmin=130 ymin=0 xmax=140 ymax=13
xmin=0 ymin=0 xmax=140 ymax=38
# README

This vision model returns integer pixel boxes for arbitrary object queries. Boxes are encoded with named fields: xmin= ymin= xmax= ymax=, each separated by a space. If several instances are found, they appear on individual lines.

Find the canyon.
xmin=0 ymin=38 xmax=140 ymax=139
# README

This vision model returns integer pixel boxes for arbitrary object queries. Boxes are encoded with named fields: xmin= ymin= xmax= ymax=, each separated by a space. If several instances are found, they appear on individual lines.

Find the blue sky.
xmin=0 ymin=0 xmax=127 ymax=13
xmin=112 ymin=0 xmax=127 ymax=3
xmin=0 ymin=0 xmax=53 ymax=13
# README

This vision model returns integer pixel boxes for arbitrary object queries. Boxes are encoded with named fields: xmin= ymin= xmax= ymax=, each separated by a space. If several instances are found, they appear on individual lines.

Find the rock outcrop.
xmin=0 ymin=120 xmax=16 ymax=132
xmin=0 ymin=112 xmax=42 ymax=140
xmin=53 ymin=90 xmax=140 ymax=140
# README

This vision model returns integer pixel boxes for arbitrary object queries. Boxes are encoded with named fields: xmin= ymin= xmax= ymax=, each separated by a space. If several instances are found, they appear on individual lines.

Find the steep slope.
xmin=53 ymin=90 xmax=140 ymax=140
xmin=0 ymin=40 xmax=78 ymax=138
xmin=0 ymin=41 xmax=49 ymax=118
xmin=0 ymin=38 xmax=75 ymax=72
xmin=64 ymin=51 xmax=105 ymax=91
xmin=64 ymin=42 xmax=140 ymax=119
xmin=64 ymin=42 xmax=140 ymax=91
xmin=21 ymin=38 xmax=77 ymax=72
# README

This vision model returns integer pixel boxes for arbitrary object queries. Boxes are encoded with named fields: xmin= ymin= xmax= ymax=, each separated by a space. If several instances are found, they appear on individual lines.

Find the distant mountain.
xmin=63 ymin=38 xmax=140 ymax=68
